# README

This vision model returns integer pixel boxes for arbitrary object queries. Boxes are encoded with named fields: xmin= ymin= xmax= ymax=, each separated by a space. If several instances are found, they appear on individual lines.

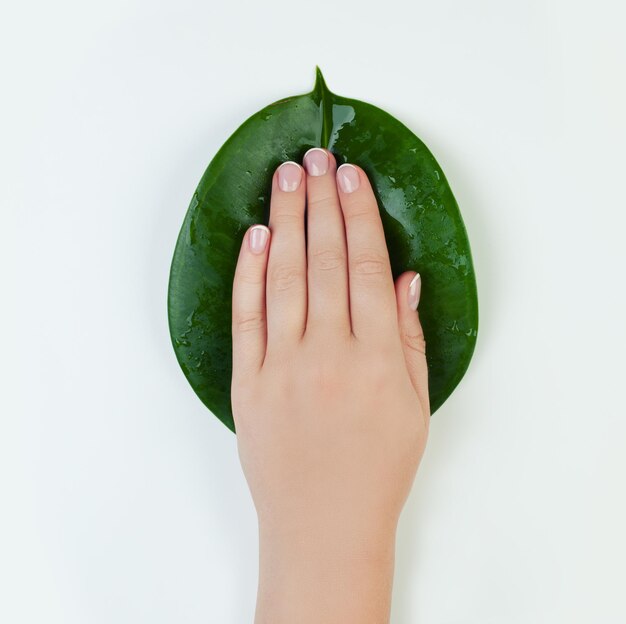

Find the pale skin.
xmin=231 ymin=148 xmax=429 ymax=623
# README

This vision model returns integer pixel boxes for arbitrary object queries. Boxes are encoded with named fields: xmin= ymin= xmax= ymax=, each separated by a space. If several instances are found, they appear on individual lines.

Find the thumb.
xmin=395 ymin=271 xmax=430 ymax=421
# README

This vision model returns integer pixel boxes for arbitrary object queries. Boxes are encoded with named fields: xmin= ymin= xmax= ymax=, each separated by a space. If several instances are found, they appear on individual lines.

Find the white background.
xmin=2 ymin=0 xmax=625 ymax=622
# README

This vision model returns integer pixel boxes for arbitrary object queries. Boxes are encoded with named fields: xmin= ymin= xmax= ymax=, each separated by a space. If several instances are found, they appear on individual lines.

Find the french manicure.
xmin=303 ymin=148 xmax=329 ymax=176
xmin=277 ymin=161 xmax=303 ymax=192
xmin=249 ymin=225 xmax=270 ymax=254
xmin=408 ymin=273 xmax=421 ymax=310
xmin=337 ymin=163 xmax=360 ymax=193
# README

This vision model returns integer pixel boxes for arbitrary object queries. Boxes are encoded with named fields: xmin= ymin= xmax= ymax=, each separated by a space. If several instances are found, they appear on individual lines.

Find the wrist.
xmin=255 ymin=518 xmax=397 ymax=624
xmin=258 ymin=515 xmax=397 ymax=564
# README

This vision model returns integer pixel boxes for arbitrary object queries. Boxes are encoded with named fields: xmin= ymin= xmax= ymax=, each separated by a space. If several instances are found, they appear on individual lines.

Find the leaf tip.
xmin=313 ymin=66 xmax=331 ymax=99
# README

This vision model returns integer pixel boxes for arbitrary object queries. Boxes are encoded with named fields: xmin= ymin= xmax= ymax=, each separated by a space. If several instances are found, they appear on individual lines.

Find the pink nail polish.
xmin=408 ymin=273 xmax=421 ymax=310
xmin=303 ymin=148 xmax=329 ymax=176
xmin=249 ymin=225 xmax=269 ymax=254
xmin=277 ymin=161 xmax=302 ymax=192
xmin=337 ymin=163 xmax=360 ymax=193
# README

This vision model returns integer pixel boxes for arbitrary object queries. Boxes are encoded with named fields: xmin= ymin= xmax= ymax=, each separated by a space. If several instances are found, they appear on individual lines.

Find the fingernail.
xmin=303 ymin=148 xmax=329 ymax=176
xmin=248 ymin=225 xmax=269 ymax=254
xmin=408 ymin=273 xmax=421 ymax=310
xmin=277 ymin=161 xmax=302 ymax=192
xmin=337 ymin=163 xmax=360 ymax=193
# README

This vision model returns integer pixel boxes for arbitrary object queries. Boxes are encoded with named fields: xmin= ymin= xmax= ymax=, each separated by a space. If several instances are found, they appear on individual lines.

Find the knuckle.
xmin=311 ymin=247 xmax=346 ymax=272
xmin=345 ymin=210 xmax=372 ymax=226
xmin=403 ymin=329 xmax=426 ymax=354
xmin=307 ymin=359 xmax=344 ymax=396
xmin=351 ymin=250 xmax=387 ymax=277
xmin=237 ymin=268 xmax=265 ymax=286
xmin=363 ymin=357 xmax=394 ymax=390
xmin=272 ymin=210 xmax=302 ymax=226
xmin=233 ymin=312 xmax=265 ymax=333
xmin=344 ymin=200 xmax=374 ymax=222
xmin=307 ymin=195 xmax=336 ymax=211
xmin=269 ymin=264 xmax=304 ymax=292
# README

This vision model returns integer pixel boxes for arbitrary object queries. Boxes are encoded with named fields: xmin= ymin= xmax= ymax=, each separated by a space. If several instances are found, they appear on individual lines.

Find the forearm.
xmin=255 ymin=522 xmax=397 ymax=624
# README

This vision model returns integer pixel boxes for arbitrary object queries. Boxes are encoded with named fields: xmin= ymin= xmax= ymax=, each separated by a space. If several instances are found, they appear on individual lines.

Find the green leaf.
xmin=168 ymin=68 xmax=478 ymax=432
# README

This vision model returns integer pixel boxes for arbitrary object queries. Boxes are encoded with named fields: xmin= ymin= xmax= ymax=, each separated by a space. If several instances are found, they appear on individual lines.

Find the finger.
xmin=395 ymin=271 xmax=430 ymax=423
xmin=336 ymin=164 xmax=397 ymax=340
xmin=303 ymin=148 xmax=350 ymax=336
xmin=266 ymin=161 xmax=307 ymax=347
xmin=231 ymin=225 xmax=271 ymax=379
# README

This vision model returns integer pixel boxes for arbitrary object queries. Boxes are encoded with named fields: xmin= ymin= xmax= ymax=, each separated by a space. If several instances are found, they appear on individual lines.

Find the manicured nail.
xmin=303 ymin=148 xmax=329 ymax=176
xmin=248 ymin=225 xmax=270 ymax=254
xmin=277 ymin=161 xmax=302 ymax=192
xmin=337 ymin=163 xmax=360 ymax=193
xmin=408 ymin=273 xmax=421 ymax=310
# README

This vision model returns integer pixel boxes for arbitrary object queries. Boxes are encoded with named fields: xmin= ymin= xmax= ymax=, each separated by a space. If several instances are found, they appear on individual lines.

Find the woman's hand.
xmin=231 ymin=148 xmax=430 ymax=623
